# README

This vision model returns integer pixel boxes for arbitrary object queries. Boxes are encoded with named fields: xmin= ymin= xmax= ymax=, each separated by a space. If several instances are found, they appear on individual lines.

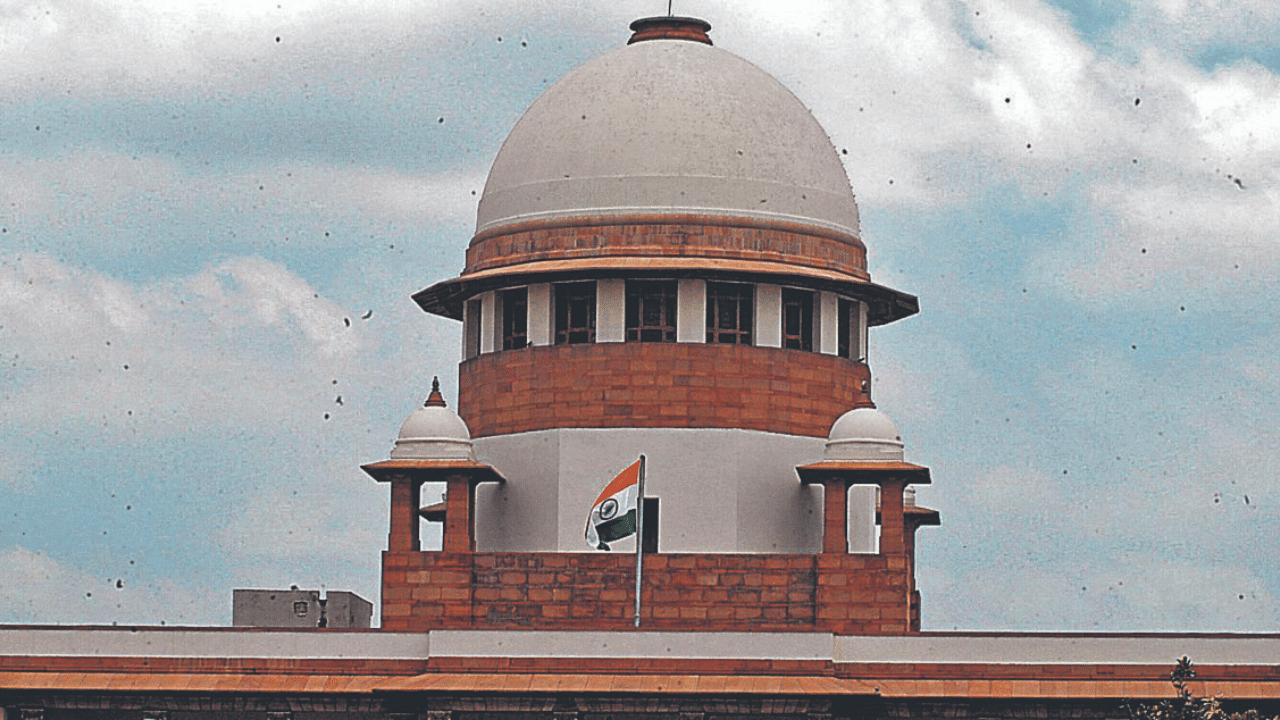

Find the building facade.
xmin=369 ymin=14 xmax=936 ymax=637
xmin=2 ymin=15 xmax=1278 ymax=720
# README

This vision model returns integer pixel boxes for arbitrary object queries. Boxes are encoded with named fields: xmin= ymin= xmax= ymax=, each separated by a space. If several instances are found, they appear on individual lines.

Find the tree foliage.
xmin=1127 ymin=657 xmax=1276 ymax=720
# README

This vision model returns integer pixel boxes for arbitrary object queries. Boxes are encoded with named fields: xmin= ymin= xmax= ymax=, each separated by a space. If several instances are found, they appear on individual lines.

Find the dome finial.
xmin=424 ymin=376 xmax=447 ymax=408
xmin=628 ymin=15 xmax=712 ymax=45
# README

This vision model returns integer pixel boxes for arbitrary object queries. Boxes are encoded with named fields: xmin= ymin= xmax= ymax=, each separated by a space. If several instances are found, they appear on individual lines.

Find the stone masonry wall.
xmin=458 ymin=343 xmax=872 ymax=439
xmin=381 ymin=551 xmax=911 ymax=635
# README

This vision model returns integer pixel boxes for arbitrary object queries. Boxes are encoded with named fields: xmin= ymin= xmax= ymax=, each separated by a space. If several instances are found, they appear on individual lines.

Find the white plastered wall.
xmin=596 ymin=279 xmax=625 ymax=343
xmin=473 ymin=430 xmax=563 ymax=551
xmin=676 ymin=279 xmax=706 ymax=343
xmin=817 ymin=291 xmax=839 ymax=355
xmin=462 ymin=299 xmax=481 ymax=359
xmin=527 ymin=283 xmax=552 ymax=347
xmin=859 ymin=300 xmax=869 ymax=361
xmin=755 ymin=284 xmax=782 ymax=348
xmin=478 ymin=291 xmax=497 ymax=354
xmin=473 ymin=428 xmax=828 ymax=553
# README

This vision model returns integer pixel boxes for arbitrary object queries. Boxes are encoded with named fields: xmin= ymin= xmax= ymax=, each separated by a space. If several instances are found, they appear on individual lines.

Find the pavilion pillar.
xmin=387 ymin=476 xmax=422 ymax=552
xmin=364 ymin=460 xmax=504 ymax=554
xmin=822 ymin=480 xmax=849 ymax=554
xmin=442 ymin=474 xmax=479 ymax=553
xmin=796 ymin=460 xmax=933 ymax=559
xmin=879 ymin=478 xmax=906 ymax=557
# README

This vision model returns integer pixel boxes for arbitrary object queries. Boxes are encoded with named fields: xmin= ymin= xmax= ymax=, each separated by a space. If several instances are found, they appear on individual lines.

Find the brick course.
xmin=458 ymin=343 xmax=872 ymax=438
xmin=464 ymin=215 xmax=868 ymax=279
xmin=381 ymin=551 xmax=909 ymax=635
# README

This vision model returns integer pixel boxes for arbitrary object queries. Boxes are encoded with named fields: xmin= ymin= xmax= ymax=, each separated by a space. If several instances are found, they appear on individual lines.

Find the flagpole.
xmin=634 ymin=454 xmax=646 ymax=628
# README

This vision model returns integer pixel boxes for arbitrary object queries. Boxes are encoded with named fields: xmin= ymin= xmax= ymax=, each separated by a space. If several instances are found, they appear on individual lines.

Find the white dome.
xmin=391 ymin=403 xmax=474 ymax=461
xmin=477 ymin=34 xmax=860 ymax=237
xmin=825 ymin=407 xmax=904 ymax=462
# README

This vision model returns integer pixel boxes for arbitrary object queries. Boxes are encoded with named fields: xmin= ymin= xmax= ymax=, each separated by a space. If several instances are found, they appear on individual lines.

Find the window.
xmin=501 ymin=287 xmax=528 ymax=350
xmin=781 ymin=288 xmax=814 ymax=351
xmin=706 ymin=282 xmax=753 ymax=344
xmin=838 ymin=297 xmax=858 ymax=359
xmin=625 ymin=280 xmax=677 ymax=342
xmin=293 ymin=601 xmax=308 ymax=617
xmin=554 ymin=282 xmax=596 ymax=344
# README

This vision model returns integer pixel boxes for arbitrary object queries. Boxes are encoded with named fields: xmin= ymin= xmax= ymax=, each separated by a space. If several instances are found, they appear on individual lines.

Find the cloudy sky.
xmin=2 ymin=0 xmax=1278 ymax=631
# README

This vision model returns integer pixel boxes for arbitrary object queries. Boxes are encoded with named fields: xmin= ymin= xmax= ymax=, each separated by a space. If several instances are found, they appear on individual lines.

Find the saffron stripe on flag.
xmin=592 ymin=459 xmax=641 ymax=505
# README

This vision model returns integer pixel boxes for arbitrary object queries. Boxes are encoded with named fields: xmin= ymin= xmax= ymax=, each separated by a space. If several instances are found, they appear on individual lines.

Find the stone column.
xmin=822 ymin=480 xmax=848 ymax=554
xmin=443 ymin=474 xmax=476 ymax=553
xmin=879 ymin=478 xmax=906 ymax=557
xmin=388 ymin=476 xmax=422 ymax=552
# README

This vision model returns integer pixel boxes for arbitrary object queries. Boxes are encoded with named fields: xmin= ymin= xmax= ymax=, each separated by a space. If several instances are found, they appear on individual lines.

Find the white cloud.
xmin=0 ymin=252 xmax=373 ymax=435
xmin=0 ymin=249 xmax=457 ymax=623
xmin=1129 ymin=0 xmax=1280 ymax=51
xmin=253 ymin=163 xmax=486 ymax=230
xmin=197 ymin=256 xmax=361 ymax=356
xmin=1184 ymin=60 xmax=1280 ymax=156
xmin=0 ymin=546 xmax=224 ymax=625
xmin=214 ymin=464 xmax=385 ymax=567
xmin=0 ymin=151 xmax=483 ymax=258
xmin=0 ymin=0 xmax=469 ymax=95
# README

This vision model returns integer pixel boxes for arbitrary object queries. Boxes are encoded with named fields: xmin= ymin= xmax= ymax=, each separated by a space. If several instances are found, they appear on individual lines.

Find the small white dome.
xmin=825 ymin=407 xmax=904 ymax=462
xmin=390 ymin=380 xmax=474 ymax=461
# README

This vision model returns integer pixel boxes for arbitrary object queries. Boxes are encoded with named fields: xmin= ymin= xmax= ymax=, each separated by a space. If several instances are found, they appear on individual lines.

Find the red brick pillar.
xmin=904 ymin=514 xmax=919 ymax=593
xmin=822 ymin=480 xmax=849 ymax=554
xmin=443 ymin=474 xmax=476 ymax=553
xmin=904 ymin=512 xmax=922 ymax=631
xmin=388 ymin=476 xmax=422 ymax=552
xmin=879 ymin=478 xmax=905 ymax=557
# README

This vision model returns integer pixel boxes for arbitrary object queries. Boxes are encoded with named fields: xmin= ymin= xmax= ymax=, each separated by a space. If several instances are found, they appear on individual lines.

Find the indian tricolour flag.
xmin=584 ymin=458 xmax=642 ymax=550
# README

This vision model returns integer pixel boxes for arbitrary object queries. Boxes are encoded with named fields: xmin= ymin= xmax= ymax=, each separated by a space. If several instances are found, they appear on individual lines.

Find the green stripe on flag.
xmin=595 ymin=509 xmax=637 ymax=550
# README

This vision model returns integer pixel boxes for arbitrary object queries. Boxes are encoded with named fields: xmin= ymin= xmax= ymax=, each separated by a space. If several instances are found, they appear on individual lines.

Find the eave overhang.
xmin=795 ymin=461 xmax=933 ymax=486
xmin=413 ymin=257 xmax=919 ymax=327
xmin=361 ymin=459 xmax=507 ymax=485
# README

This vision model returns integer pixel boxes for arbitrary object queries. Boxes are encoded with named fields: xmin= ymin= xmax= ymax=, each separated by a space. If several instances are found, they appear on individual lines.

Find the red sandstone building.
xmin=2 ymin=16 xmax=1278 ymax=720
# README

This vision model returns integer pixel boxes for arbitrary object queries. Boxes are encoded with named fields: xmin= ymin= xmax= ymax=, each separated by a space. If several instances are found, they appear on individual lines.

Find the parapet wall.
xmin=381 ymin=551 xmax=912 ymax=635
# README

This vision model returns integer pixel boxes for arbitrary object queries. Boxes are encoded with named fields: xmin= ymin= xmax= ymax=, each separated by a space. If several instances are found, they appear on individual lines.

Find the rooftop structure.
xmin=231 ymin=589 xmax=373 ymax=629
